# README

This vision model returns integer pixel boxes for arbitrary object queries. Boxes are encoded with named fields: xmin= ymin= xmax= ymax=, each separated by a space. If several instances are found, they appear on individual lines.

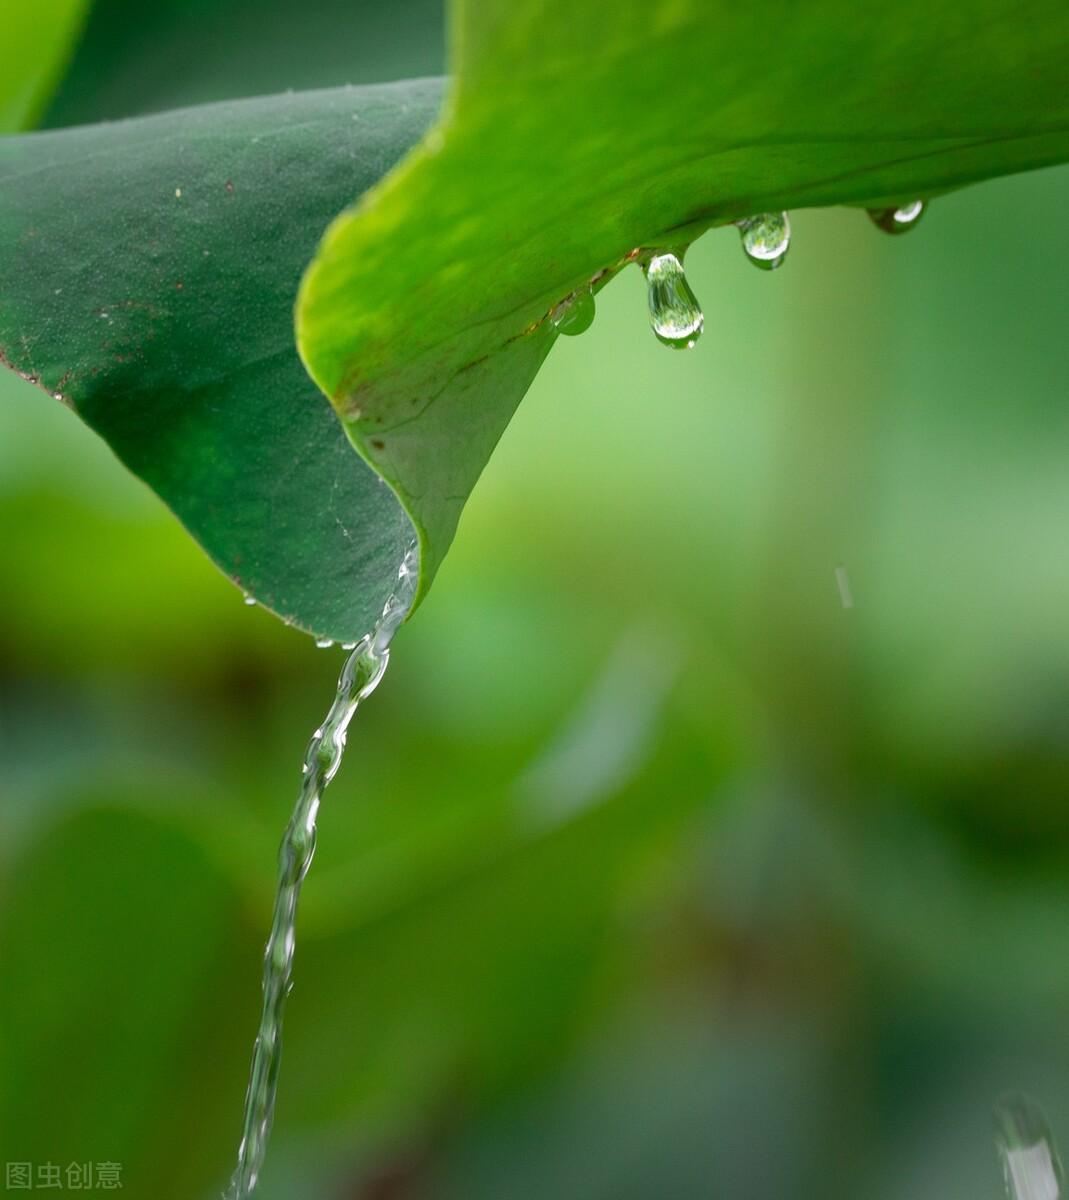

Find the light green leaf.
xmin=297 ymin=0 xmax=1069 ymax=606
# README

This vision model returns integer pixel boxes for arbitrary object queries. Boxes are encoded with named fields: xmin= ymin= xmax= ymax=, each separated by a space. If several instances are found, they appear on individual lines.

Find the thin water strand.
xmin=642 ymin=251 xmax=703 ymax=349
xmin=225 ymin=544 xmax=418 ymax=1200
xmin=735 ymin=212 xmax=790 ymax=270
xmin=550 ymin=286 xmax=596 ymax=336
xmin=867 ymin=199 xmax=925 ymax=234
xmin=996 ymin=1094 xmax=1064 ymax=1200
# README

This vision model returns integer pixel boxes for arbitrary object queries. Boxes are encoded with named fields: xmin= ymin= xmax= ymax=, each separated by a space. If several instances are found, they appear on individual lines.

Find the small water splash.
xmin=642 ymin=251 xmax=703 ymax=349
xmin=735 ymin=212 xmax=790 ymax=270
xmin=867 ymin=199 xmax=925 ymax=234
xmin=995 ymin=1094 xmax=1064 ymax=1200
xmin=224 ymin=544 xmax=419 ymax=1200
xmin=550 ymin=286 xmax=595 ymax=336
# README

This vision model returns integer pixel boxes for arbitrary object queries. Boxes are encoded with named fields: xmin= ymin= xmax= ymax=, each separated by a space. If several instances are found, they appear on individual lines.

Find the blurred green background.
xmin=3 ymin=3 xmax=1069 ymax=1197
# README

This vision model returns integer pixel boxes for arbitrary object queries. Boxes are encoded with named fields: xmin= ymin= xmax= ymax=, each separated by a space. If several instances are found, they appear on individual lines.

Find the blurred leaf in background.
xmin=0 ymin=0 xmax=89 ymax=132
xmin=43 ymin=0 xmax=443 ymax=125
xmin=2 ymin=2 xmax=1069 ymax=1199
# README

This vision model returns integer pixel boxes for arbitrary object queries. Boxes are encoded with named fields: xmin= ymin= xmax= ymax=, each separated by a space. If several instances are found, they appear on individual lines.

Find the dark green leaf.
xmin=0 ymin=83 xmax=441 ymax=640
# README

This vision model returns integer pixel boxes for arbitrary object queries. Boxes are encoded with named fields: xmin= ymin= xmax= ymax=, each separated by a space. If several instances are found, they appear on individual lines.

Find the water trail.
xmin=225 ymin=544 xmax=419 ymax=1200
xmin=995 ymin=1093 xmax=1064 ymax=1200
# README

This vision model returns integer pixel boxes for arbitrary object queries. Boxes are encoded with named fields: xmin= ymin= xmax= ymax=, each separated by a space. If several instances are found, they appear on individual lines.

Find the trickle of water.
xmin=867 ymin=199 xmax=925 ymax=234
xmin=642 ymin=251 xmax=703 ymax=349
xmin=224 ymin=545 xmax=419 ymax=1200
xmin=995 ymin=1094 xmax=1064 ymax=1200
xmin=735 ymin=212 xmax=790 ymax=270
xmin=549 ymin=286 xmax=595 ymax=336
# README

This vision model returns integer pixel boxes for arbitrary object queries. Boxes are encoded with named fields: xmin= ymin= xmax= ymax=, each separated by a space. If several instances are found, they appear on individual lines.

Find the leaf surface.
xmin=0 ymin=82 xmax=441 ymax=639
xmin=298 ymin=0 xmax=1069 ymax=604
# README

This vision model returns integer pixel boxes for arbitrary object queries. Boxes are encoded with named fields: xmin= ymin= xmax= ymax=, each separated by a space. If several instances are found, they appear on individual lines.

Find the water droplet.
xmin=243 ymin=595 xmax=257 ymax=607
xmin=175 ymin=187 xmax=182 ymax=199
xmin=735 ymin=212 xmax=790 ymax=270
xmin=995 ymin=1094 xmax=1063 ymax=1200
xmin=314 ymin=637 xmax=334 ymax=649
xmin=867 ymin=199 xmax=925 ymax=234
xmin=550 ymin=286 xmax=595 ymax=336
xmin=642 ymin=252 xmax=703 ymax=350
xmin=341 ymin=641 xmax=357 ymax=650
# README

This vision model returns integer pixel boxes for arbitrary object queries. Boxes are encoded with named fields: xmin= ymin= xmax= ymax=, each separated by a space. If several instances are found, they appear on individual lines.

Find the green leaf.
xmin=0 ymin=82 xmax=441 ymax=641
xmin=297 ymin=0 xmax=1069 ymax=606
xmin=1 ymin=0 xmax=90 ymax=132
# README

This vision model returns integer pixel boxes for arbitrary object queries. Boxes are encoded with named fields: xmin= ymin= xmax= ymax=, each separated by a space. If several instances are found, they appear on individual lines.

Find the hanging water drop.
xmin=867 ymin=199 xmax=925 ymax=234
xmin=735 ymin=212 xmax=790 ymax=270
xmin=243 ymin=595 xmax=257 ymax=607
xmin=549 ymin=286 xmax=595 ymax=336
xmin=314 ymin=637 xmax=334 ymax=649
xmin=642 ymin=251 xmax=703 ymax=349
xmin=225 ymin=544 xmax=419 ymax=1200
xmin=995 ymin=1093 xmax=1063 ymax=1200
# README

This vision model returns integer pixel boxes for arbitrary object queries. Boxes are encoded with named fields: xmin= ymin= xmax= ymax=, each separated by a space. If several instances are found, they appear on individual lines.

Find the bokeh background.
xmin=2 ymin=3 xmax=1069 ymax=1197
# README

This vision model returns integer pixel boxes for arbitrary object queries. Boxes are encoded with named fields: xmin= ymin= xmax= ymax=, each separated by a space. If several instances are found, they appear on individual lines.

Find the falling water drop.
xmin=735 ymin=212 xmax=791 ymax=270
xmin=995 ymin=1094 xmax=1063 ymax=1200
xmin=225 ymin=544 xmax=419 ymax=1200
xmin=642 ymin=251 xmax=703 ymax=349
xmin=549 ymin=286 xmax=595 ymax=336
xmin=867 ymin=199 xmax=925 ymax=234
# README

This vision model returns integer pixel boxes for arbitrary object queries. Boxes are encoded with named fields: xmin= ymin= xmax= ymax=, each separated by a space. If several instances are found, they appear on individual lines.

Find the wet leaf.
xmin=297 ymin=0 xmax=1069 ymax=604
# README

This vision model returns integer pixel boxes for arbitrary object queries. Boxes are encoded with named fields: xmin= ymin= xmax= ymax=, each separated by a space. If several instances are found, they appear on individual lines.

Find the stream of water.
xmin=224 ymin=543 xmax=418 ymax=1200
